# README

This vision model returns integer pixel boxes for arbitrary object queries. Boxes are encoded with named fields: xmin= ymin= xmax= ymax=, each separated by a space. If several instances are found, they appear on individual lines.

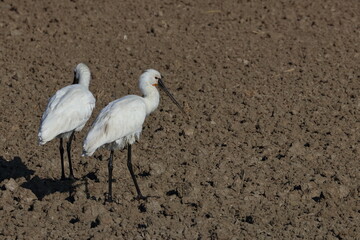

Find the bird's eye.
xmin=155 ymin=76 xmax=160 ymax=80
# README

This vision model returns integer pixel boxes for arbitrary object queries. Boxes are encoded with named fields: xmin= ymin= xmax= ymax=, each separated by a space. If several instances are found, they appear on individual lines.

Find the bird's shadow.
xmin=21 ymin=176 xmax=76 ymax=201
xmin=0 ymin=156 xmax=77 ymax=201
xmin=0 ymin=156 xmax=34 ymax=182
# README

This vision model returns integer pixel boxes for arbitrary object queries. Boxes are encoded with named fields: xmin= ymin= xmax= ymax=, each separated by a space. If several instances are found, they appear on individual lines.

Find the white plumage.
xmin=39 ymin=85 xmax=95 ymax=144
xmin=83 ymin=69 xmax=165 ymax=156
xmin=82 ymin=95 xmax=146 ymax=156
xmin=38 ymin=63 xmax=95 ymax=179
xmin=82 ymin=69 xmax=183 ymax=201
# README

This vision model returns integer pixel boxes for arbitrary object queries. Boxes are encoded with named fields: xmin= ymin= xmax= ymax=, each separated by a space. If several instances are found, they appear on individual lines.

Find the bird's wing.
xmin=39 ymin=85 xmax=96 ymax=143
xmin=83 ymin=95 xmax=146 ymax=155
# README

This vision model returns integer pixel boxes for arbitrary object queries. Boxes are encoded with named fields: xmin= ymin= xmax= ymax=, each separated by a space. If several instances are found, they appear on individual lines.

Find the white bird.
xmin=38 ymin=63 xmax=96 ymax=180
xmin=83 ymin=69 xmax=184 ymax=201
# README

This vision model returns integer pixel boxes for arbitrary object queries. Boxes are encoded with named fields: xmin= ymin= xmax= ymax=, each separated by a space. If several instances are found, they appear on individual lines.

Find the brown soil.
xmin=0 ymin=0 xmax=359 ymax=239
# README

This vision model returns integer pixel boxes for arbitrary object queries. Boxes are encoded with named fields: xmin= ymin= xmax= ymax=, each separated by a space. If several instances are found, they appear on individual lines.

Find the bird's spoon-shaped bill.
xmin=158 ymin=79 xmax=185 ymax=114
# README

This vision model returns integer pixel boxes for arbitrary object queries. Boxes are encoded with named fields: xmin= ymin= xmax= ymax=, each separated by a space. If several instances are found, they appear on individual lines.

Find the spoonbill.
xmin=82 ymin=69 xmax=183 ymax=202
xmin=38 ymin=63 xmax=96 ymax=180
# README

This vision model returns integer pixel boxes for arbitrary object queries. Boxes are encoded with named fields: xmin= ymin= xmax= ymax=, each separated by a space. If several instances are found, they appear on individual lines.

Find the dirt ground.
xmin=0 ymin=0 xmax=359 ymax=239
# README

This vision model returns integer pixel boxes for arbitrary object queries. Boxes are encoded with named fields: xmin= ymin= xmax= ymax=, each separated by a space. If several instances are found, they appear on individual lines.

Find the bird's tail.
xmin=82 ymin=149 xmax=94 ymax=157
xmin=82 ymin=138 xmax=97 ymax=157
xmin=38 ymin=132 xmax=48 ymax=145
xmin=38 ymin=121 xmax=58 ymax=145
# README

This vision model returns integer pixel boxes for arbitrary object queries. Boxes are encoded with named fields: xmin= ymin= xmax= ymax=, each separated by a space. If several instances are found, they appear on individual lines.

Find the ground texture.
xmin=0 ymin=0 xmax=359 ymax=239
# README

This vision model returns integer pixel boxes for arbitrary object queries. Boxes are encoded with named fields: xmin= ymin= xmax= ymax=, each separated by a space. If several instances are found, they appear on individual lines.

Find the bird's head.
xmin=73 ymin=63 xmax=91 ymax=87
xmin=139 ymin=69 xmax=162 ymax=86
xmin=139 ymin=69 xmax=185 ymax=114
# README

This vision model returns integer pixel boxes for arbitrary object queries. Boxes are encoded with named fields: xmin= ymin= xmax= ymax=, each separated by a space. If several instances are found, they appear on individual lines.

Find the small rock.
xmin=326 ymin=186 xmax=338 ymax=199
xmin=83 ymin=203 xmax=107 ymax=219
xmin=0 ymin=191 xmax=8 ymax=201
xmin=12 ymin=72 xmax=22 ymax=80
xmin=19 ymin=188 xmax=37 ymax=203
xmin=74 ymin=190 xmax=87 ymax=201
xmin=98 ymin=211 xmax=113 ymax=225
xmin=10 ymin=29 xmax=22 ymax=36
xmin=74 ymin=183 xmax=87 ymax=201
xmin=147 ymin=200 xmax=162 ymax=214
xmin=183 ymin=127 xmax=194 ymax=137
xmin=338 ymin=185 xmax=350 ymax=198
xmin=177 ymin=182 xmax=193 ymax=197
xmin=3 ymin=204 xmax=15 ymax=212
xmin=288 ymin=141 xmax=304 ymax=156
xmin=305 ymin=181 xmax=317 ymax=191
xmin=288 ymin=191 xmax=301 ymax=205
xmin=11 ymin=124 xmax=20 ymax=131
xmin=5 ymin=178 xmax=18 ymax=192
xmin=149 ymin=162 xmax=165 ymax=176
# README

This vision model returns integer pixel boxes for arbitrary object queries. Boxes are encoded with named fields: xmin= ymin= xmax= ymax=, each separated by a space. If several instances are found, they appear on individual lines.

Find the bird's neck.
xmin=142 ymin=86 xmax=160 ymax=115
xmin=78 ymin=72 xmax=91 ymax=89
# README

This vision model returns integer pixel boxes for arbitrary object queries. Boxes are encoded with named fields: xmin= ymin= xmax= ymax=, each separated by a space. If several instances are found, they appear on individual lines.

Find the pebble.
xmin=5 ymin=178 xmax=18 ymax=192
xmin=146 ymin=200 xmax=162 ymax=214
xmin=19 ymin=188 xmax=37 ymax=203
xmin=150 ymin=162 xmax=165 ymax=176
xmin=83 ymin=203 xmax=106 ymax=221
xmin=288 ymin=141 xmax=304 ymax=155
xmin=10 ymin=29 xmax=22 ymax=36
xmin=98 ymin=211 xmax=113 ymax=225
xmin=183 ymin=127 xmax=194 ymax=137
xmin=338 ymin=185 xmax=350 ymax=198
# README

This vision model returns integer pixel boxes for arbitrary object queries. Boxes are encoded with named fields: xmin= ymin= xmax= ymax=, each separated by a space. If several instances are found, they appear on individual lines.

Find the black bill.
xmin=158 ymin=79 xmax=185 ymax=114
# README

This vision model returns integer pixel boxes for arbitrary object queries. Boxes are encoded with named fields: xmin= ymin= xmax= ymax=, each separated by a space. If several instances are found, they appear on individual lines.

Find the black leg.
xmin=106 ymin=150 xmax=114 ymax=202
xmin=59 ymin=138 xmax=66 ymax=180
xmin=127 ymin=145 xmax=146 ymax=200
xmin=66 ymin=131 xmax=76 ymax=179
